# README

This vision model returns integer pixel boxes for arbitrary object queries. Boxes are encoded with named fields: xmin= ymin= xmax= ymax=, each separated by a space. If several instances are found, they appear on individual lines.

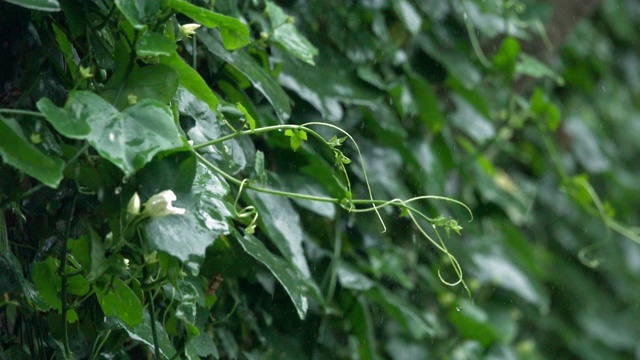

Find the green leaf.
xmin=114 ymin=0 xmax=162 ymax=30
xmin=32 ymin=258 xmax=62 ymax=311
xmin=448 ymin=300 xmax=497 ymax=347
xmin=492 ymin=37 xmax=520 ymax=78
xmin=137 ymin=32 xmax=177 ymax=57
xmin=177 ymin=87 xmax=252 ymax=175
xmin=529 ymin=88 xmax=561 ymax=131
xmin=100 ymin=64 xmax=179 ymax=109
xmin=273 ymin=173 xmax=336 ymax=219
xmin=144 ymin=162 xmax=233 ymax=275
xmin=117 ymin=311 xmax=177 ymax=359
xmin=392 ymin=0 xmax=422 ymax=35
xmin=198 ymin=30 xmax=291 ymax=122
xmin=450 ymin=94 xmax=496 ymax=143
xmin=175 ymin=280 xmax=199 ymax=336
xmin=244 ymin=191 xmax=310 ymax=277
xmin=52 ymin=23 xmax=78 ymax=77
xmin=67 ymin=229 xmax=109 ymax=283
xmin=236 ymin=232 xmax=309 ymax=319
xmin=347 ymin=296 xmax=377 ymax=359
xmin=336 ymin=261 xmax=375 ymax=291
xmin=284 ymin=129 xmax=307 ymax=152
xmin=516 ymin=54 xmax=565 ymax=85
xmin=96 ymin=277 xmax=143 ymax=327
xmin=407 ymin=72 xmax=445 ymax=133
xmin=136 ymin=151 xmax=197 ymax=196
xmin=236 ymin=102 xmax=256 ymax=130
xmin=563 ymin=120 xmax=610 ymax=173
xmin=265 ymin=2 xmax=318 ymax=65
xmin=278 ymin=52 xmax=379 ymax=121
xmin=168 ymin=0 xmax=250 ymax=50
xmin=161 ymin=52 xmax=219 ymax=112
xmin=472 ymin=253 xmax=547 ymax=310
xmin=0 ymin=115 xmax=64 ymax=188
xmin=187 ymin=333 xmax=219 ymax=358
xmin=4 ymin=0 xmax=60 ymax=11
xmin=38 ymin=92 xmax=183 ymax=176
xmin=367 ymin=286 xmax=434 ymax=340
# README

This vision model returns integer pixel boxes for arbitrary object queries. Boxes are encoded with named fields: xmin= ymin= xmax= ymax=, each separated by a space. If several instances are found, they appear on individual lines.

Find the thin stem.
xmin=144 ymin=266 xmax=161 ymax=360
xmin=59 ymin=197 xmax=77 ymax=358
xmin=326 ymin=219 xmax=343 ymax=302
xmin=192 ymin=124 xmax=302 ymax=150
xmin=0 ymin=109 xmax=46 ymax=118
xmin=195 ymin=152 xmax=339 ymax=204
xmin=462 ymin=0 xmax=491 ymax=68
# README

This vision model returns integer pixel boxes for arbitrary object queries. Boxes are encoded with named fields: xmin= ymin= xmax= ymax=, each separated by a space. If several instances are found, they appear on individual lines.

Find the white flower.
xmin=178 ymin=23 xmax=201 ymax=39
xmin=127 ymin=192 xmax=141 ymax=215
xmin=143 ymin=190 xmax=186 ymax=218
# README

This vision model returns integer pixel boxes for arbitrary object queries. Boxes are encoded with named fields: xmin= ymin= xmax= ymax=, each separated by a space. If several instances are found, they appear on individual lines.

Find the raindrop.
xmin=463 ymin=12 xmax=468 ymax=20
xmin=97 ymin=188 xmax=105 ymax=201
xmin=108 ymin=132 xmax=116 ymax=142
xmin=456 ymin=307 xmax=461 ymax=312
xmin=114 ymin=186 xmax=122 ymax=195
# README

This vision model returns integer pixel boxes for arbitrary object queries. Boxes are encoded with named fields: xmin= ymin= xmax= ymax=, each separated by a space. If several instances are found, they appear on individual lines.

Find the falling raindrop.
xmin=109 ymin=132 xmax=116 ymax=142
xmin=114 ymin=186 xmax=122 ymax=195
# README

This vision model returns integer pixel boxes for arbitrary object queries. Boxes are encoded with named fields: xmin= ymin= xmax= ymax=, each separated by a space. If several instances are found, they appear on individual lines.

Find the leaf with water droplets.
xmin=38 ymin=91 xmax=184 ymax=176
xmin=144 ymin=162 xmax=234 ymax=275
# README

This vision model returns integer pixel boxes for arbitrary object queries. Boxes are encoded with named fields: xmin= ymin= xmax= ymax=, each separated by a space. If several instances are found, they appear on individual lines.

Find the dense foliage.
xmin=1 ymin=0 xmax=639 ymax=359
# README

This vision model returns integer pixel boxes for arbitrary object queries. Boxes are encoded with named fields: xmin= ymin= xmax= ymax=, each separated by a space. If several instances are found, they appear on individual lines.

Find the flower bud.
xmin=127 ymin=192 xmax=141 ymax=215
xmin=178 ymin=23 xmax=201 ymax=40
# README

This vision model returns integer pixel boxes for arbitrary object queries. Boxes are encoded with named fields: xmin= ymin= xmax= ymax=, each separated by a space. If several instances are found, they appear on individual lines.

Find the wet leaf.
xmin=517 ymin=54 xmax=565 ymax=85
xmin=169 ymin=0 xmax=250 ymax=50
xmin=244 ymin=191 xmax=310 ymax=277
xmin=160 ymin=52 xmax=219 ymax=112
xmin=236 ymin=232 xmax=309 ymax=319
xmin=5 ymin=0 xmax=60 ymax=12
xmin=117 ymin=311 xmax=177 ymax=359
xmin=367 ymin=286 xmax=434 ymax=339
xmin=336 ymin=261 xmax=375 ymax=291
xmin=144 ymin=162 xmax=233 ymax=275
xmin=115 ymin=0 xmax=161 ymax=30
xmin=472 ymin=254 xmax=547 ymax=310
xmin=278 ymin=52 xmax=379 ymax=121
xmin=178 ymin=87 xmax=251 ymax=175
xmin=38 ymin=92 xmax=183 ymax=176
xmin=0 ymin=116 xmax=64 ymax=188
xmin=199 ymin=30 xmax=291 ymax=121
xmin=137 ymin=32 xmax=177 ymax=57
xmin=266 ymin=1 xmax=318 ymax=65
xmin=100 ymin=64 xmax=179 ymax=109
xmin=96 ymin=277 xmax=143 ymax=327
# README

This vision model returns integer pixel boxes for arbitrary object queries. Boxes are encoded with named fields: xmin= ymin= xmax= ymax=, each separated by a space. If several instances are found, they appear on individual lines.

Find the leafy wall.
xmin=1 ymin=0 xmax=639 ymax=359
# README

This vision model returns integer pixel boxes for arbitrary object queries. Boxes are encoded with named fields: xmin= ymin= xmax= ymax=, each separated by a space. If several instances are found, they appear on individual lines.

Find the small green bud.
xmin=127 ymin=192 xmax=141 ymax=215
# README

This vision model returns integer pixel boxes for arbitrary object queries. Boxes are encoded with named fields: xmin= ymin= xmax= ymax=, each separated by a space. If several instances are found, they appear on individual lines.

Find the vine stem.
xmin=144 ymin=264 xmax=161 ymax=360
xmin=59 ymin=197 xmax=77 ymax=358
xmin=193 ymin=122 xmax=387 ymax=230
xmin=192 ymin=123 xmax=473 ymax=293
xmin=0 ymin=109 xmax=46 ymax=118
